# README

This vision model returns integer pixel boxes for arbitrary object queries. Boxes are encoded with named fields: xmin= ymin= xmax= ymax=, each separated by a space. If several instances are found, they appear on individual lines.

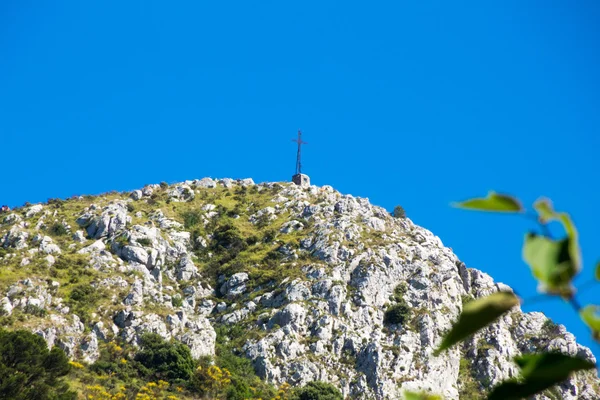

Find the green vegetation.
xmin=392 ymin=205 xmax=406 ymax=219
xmin=384 ymin=303 xmax=410 ymax=325
xmin=290 ymin=381 xmax=343 ymax=400
xmin=384 ymin=284 xmax=410 ymax=325
xmin=181 ymin=210 xmax=203 ymax=229
xmin=213 ymin=325 xmax=276 ymax=399
xmin=137 ymin=238 xmax=152 ymax=247
xmin=0 ymin=329 xmax=75 ymax=400
xmin=457 ymin=357 xmax=482 ymax=399
xmin=135 ymin=333 xmax=195 ymax=383
xmin=67 ymin=283 xmax=103 ymax=325
xmin=48 ymin=222 xmax=68 ymax=237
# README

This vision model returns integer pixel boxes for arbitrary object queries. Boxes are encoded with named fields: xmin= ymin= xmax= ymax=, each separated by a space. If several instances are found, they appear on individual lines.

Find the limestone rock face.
xmin=0 ymin=178 xmax=597 ymax=399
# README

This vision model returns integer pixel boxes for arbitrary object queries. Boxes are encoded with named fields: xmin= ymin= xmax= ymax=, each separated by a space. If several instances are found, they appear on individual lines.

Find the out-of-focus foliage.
xmin=435 ymin=292 xmax=519 ymax=355
xmin=487 ymin=353 xmax=595 ymax=400
xmin=452 ymin=192 xmax=522 ymax=213
xmin=433 ymin=193 xmax=599 ymax=399
xmin=403 ymin=391 xmax=442 ymax=400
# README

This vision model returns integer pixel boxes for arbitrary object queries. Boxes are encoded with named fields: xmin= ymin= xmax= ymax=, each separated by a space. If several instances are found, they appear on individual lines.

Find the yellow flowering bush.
xmin=191 ymin=365 xmax=232 ymax=397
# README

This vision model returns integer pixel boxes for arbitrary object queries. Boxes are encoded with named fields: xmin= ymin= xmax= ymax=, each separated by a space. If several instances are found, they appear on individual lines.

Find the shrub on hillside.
xmin=0 ymin=329 xmax=75 ymax=400
xmin=392 ymin=205 xmax=406 ymax=219
xmin=48 ymin=222 xmax=68 ymax=236
xmin=212 ymin=223 xmax=247 ymax=254
xmin=384 ymin=302 xmax=410 ymax=325
xmin=181 ymin=210 xmax=203 ymax=229
xmin=291 ymin=381 xmax=343 ymax=400
xmin=68 ymin=283 xmax=101 ymax=324
xmin=134 ymin=333 xmax=195 ymax=383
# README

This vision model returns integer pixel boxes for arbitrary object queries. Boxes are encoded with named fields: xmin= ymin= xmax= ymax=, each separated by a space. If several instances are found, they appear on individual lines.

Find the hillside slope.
xmin=0 ymin=178 xmax=598 ymax=399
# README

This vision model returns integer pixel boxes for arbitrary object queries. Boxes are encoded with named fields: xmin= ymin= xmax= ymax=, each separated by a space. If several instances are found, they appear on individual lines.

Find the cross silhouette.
xmin=292 ymin=130 xmax=307 ymax=175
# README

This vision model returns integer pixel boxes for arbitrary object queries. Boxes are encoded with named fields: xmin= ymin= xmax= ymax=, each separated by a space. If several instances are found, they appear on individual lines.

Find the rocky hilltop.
xmin=0 ymin=178 xmax=598 ymax=399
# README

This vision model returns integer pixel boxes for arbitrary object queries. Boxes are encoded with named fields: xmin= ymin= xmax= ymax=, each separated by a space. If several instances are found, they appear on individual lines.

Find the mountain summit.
xmin=0 ymin=178 xmax=597 ymax=399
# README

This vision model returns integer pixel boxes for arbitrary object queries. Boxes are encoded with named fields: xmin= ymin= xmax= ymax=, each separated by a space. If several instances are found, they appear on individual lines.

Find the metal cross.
xmin=292 ymin=130 xmax=307 ymax=175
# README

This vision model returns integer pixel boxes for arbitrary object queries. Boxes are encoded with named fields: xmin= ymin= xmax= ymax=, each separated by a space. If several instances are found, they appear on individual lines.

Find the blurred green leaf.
xmin=487 ymin=380 xmax=551 ymax=400
xmin=515 ymin=353 xmax=595 ymax=381
xmin=435 ymin=292 xmax=519 ymax=355
xmin=452 ymin=192 xmax=522 ymax=213
xmin=533 ymin=198 xmax=555 ymax=222
xmin=580 ymin=305 xmax=600 ymax=342
xmin=522 ymin=233 xmax=578 ymax=296
xmin=404 ymin=391 xmax=442 ymax=400
xmin=595 ymin=261 xmax=600 ymax=281
xmin=488 ymin=353 xmax=595 ymax=400
xmin=532 ymin=198 xmax=581 ymax=273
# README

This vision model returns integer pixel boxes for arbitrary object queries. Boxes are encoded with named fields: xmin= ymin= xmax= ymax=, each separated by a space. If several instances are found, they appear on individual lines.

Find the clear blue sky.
xmin=1 ymin=1 xmax=599 ymax=356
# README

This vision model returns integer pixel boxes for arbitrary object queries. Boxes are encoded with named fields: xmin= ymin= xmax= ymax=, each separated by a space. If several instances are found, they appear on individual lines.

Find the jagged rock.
xmin=219 ymin=178 xmax=235 ymax=188
xmin=280 ymin=220 xmax=304 ymax=233
xmin=167 ymin=184 xmax=195 ymax=202
xmin=78 ymin=239 xmax=106 ymax=254
xmin=2 ymin=227 xmax=29 ymax=249
xmin=130 ymin=190 xmax=143 ymax=200
xmin=120 ymin=245 xmax=149 ymax=266
xmin=25 ymin=204 xmax=44 ymax=218
xmin=176 ymin=255 xmax=198 ymax=281
xmin=142 ymin=185 xmax=156 ymax=197
xmin=124 ymin=278 xmax=144 ymax=305
xmin=78 ymin=201 xmax=131 ymax=239
xmin=3 ymin=213 xmax=22 ymax=225
xmin=72 ymin=230 xmax=86 ymax=242
xmin=1 ymin=297 xmax=12 ymax=315
xmin=194 ymin=177 xmax=217 ymax=188
xmin=220 ymin=272 xmax=249 ymax=298
xmin=250 ymin=207 xmax=276 ymax=224
xmin=80 ymin=333 xmax=100 ymax=363
xmin=37 ymin=236 xmax=61 ymax=254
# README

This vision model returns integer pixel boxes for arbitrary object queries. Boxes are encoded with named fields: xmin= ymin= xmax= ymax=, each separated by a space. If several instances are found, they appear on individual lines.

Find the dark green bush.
xmin=392 ymin=283 xmax=407 ymax=303
xmin=245 ymin=235 xmax=259 ymax=246
xmin=291 ymin=381 xmax=343 ymax=400
xmin=212 ymin=223 xmax=247 ymax=254
xmin=69 ymin=284 xmax=98 ymax=303
xmin=47 ymin=198 xmax=65 ymax=208
xmin=68 ymin=284 xmax=101 ymax=324
xmin=53 ymin=253 xmax=89 ymax=270
xmin=181 ymin=210 xmax=203 ymax=229
xmin=48 ymin=223 xmax=68 ymax=236
xmin=263 ymin=229 xmax=277 ymax=243
xmin=172 ymin=296 xmax=183 ymax=308
xmin=136 ymin=238 xmax=152 ymax=247
xmin=23 ymin=304 xmax=47 ymax=317
xmin=392 ymin=205 xmax=406 ymax=219
xmin=384 ymin=303 xmax=410 ymax=325
xmin=134 ymin=333 xmax=195 ymax=383
xmin=0 ymin=329 xmax=75 ymax=400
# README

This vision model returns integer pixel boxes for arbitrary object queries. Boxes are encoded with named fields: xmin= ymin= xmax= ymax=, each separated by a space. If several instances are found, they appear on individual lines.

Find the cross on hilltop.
xmin=291 ymin=130 xmax=310 ymax=187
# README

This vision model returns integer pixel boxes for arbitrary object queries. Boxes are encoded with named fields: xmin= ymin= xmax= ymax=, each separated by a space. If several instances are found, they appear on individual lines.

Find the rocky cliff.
xmin=0 ymin=178 xmax=598 ymax=399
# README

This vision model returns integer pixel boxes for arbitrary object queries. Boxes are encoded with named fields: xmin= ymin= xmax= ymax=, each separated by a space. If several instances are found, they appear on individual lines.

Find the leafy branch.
xmin=429 ymin=191 xmax=599 ymax=400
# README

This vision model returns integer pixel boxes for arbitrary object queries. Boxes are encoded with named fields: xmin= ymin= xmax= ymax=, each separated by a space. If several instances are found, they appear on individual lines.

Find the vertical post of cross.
xmin=291 ymin=130 xmax=310 ymax=187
